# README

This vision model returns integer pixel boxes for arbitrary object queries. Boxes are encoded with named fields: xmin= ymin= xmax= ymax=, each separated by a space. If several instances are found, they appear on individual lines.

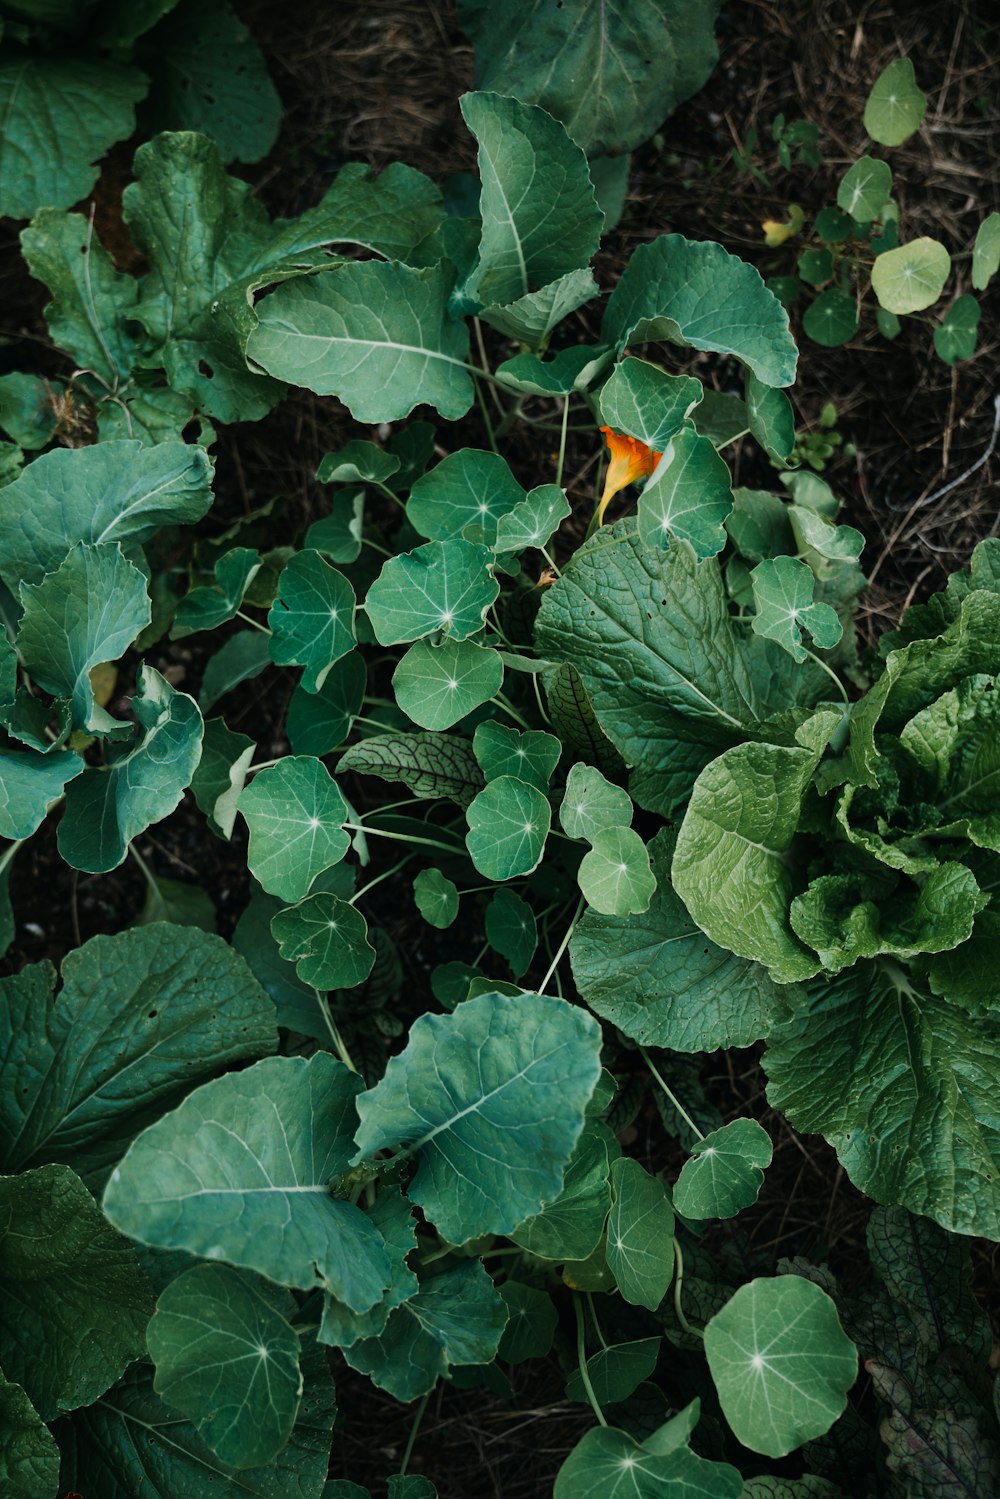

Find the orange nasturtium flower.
xmin=597 ymin=426 xmax=662 ymax=524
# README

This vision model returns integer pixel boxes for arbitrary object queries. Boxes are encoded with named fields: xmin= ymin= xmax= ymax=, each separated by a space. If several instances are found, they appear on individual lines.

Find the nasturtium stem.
xmin=127 ymin=840 xmax=157 ymax=891
xmin=555 ymin=396 xmax=570 ymax=489
xmin=538 ymin=894 xmax=585 ymax=994
xmin=492 ymin=693 xmax=531 ymax=729
xmin=399 ymin=1390 xmax=432 ymax=1476
xmin=804 ymin=649 xmax=849 ymax=708
xmin=474 ymin=376 xmax=499 ymax=455
xmin=0 ymin=840 xmax=24 ymax=878
xmin=530 ymin=669 xmax=553 ymax=724
xmin=573 ymin=1297 xmax=607 ymax=1427
xmin=342 ymin=823 xmax=462 ymax=858
xmin=350 ymin=853 xmax=412 ymax=904
xmin=639 ymin=1046 xmax=706 ymax=1142
xmin=244 ymin=757 xmax=280 ymax=777
xmin=672 ymin=1236 xmax=703 ymax=1341
xmin=234 ymin=609 xmax=271 ymax=635
xmin=539 ymin=544 xmax=561 ymax=579
xmin=586 ymin=1292 xmax=609 ymax=1351
xmin=314 ymin=991 xmax=358 ymax=1073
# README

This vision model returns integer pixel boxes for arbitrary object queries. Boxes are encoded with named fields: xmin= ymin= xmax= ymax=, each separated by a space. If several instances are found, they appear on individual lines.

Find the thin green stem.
xmin=493 ymin=693 xmax=530 ymax=729
xmin=362 ymin=536 xmax=393 ymax=558
xmin=639 ymin=1046 xmax=706 ymax=1142
xmin=354 ymin=714 xmax=401 ymax=733
xmin=245 ymin=757 xmax=280 ymax=777
xmin=574 ymin=1297 xmax=607 ymax=1426
xmin=350 ymin=854 xmax=412 ymax=904
xmin=399 ymin=1390 xmax=431 ymax=1476
xmin=530 ymin=669 xmax=552 ymax=725
xmin=538 ymin=894 xmax=585 ymax=993
xmin=554 ymin=396 xmax=570 ymax=489
xmin=314 ymin=991 xmax=358 ymax=1073
xmin=804 ymin=649 xmax=849 ymax=708
xmin=586 ymin=1292 xmax=609 ymax=1350
xmin=0 ymin=839 xmax=25 ymax=878
xmin=127 ymin=841 xmax=158 ymax=891
xmin=474 ymin=375 xmax=499 ymax=455
xmin=342 ymin=823 xmax=461 ymax=858
xmin=539 ymin=544 xmax=561 ymax=578
xmin=235 ymin=609 xmax=271 ymax=635
xmin=473 ymin=317 xmax=508 ymax=418
xmin=672 ymin=1236 xmax=703 ymax=1340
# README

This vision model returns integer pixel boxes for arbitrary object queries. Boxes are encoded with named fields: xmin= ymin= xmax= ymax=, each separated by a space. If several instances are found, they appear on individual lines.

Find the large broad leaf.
xmin=602 ymin=236 xmax=797 ymax=388
xmin=247 ymin=260 xmax=474 ymax=423
xmin=764 ymin=964 xmax=1000 ymax=1239
xmin=458 ymin=0 xmax=722 ymax=157
xmin=58 ymin=1345 xmax=335 ymax=1499
xmin=554 ymin=1424 xmax=743 ymax=1499
xmin=238 ymin=756 xmax=350 ymax=903
xmin=0 ymin=747 xmax=83 ymax=842
xmin=606 ymin=1158 xmax=674 ymax=1311
xmin=0 ymin=922 xmax=276 ymax=1184
xmin=147 ymin=1263 xmax=301 ymax=1468
xmin=353 ymin=991 xmax=602 ymax=1242
xmin=58 ymin=666 xmax=204 ymax=874
xmin=365 ymin=540 xmax=498 ymax=645
xmin=267 ymin=551 xmax=356 ymax=692
xmin=704 ymin=1277 xmax=857 ymax=1458
xmin=459 ymin=92 xmax=602 ymax=308
xmin=0 ymin=1164 xmax=153 ymax=1420
xmin=344 ymin=1260 xmax=507 ymax=1402
xmin=318 ymin=1188 xmax=418 ymax=1351
xmin=672 ymin=737 xmax=828 ymax=986
xmin=0 ymin=56 xmax=146 ymax=219
xmin=0 ymin=1368 xmax=60 ymax=1499
xmin=479 ymin=269 xmax=600 ymax=347
xmin=337 ymin=731 xmax=484 ymax=808
xmin=0 ymin=440 xmax=213 ymax=590
xmin=103 ymin=1054 xmax=392 ymax=1309
xmin=16 ymin=543 xmax=150 ymax=734
xmin=534 ymin=523 xmax=781 ymax=817
xmin=571 ymin=830 xmax=793 ymax=1050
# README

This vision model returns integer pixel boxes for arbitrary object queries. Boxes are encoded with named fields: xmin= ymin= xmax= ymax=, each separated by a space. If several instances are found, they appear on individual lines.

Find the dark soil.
xmin=3 ymin=1 xmax=999 ymax=1494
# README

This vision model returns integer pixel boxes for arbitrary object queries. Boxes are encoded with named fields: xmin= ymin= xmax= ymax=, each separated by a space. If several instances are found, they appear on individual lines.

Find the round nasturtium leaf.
xmin=560 ymin=763 xmax=633 ymax=843
xmin=465 ymin=775 xmax=551 ymax=880
xmin=495 ymin=484 xmax=571 ymax=554
xmin=972 ymin=212 xmax=1000 ymax=292
xmin=498 ymin=1282 xmax=558 ymax=1363
xmin=413 ymin=868 xmax=459 ymax=930
xmin=147 ymin=1263 xmax=301 ymax=1469
xmin=637 ymin=424 xmax=734 ymax=560
xmin=238 ymin=756 xmax=350 ymax=903
xmin=485 ymin=887 xmax=538 ymax=977
xmin=863 ymin=58 xmax=928 ymax=147
xmin=578 ymin=826 xmax=656 ymax=916
xmin=407 ymin=448 xmax=525 ymax=544
xmin=364 ymin=539 xmax=499 ymax=645
xmin=750 ymin=556 xmax=843 ymax=664
xmin=554 ymin=1424 xmax=743 ymax=1499
xmin=704 ymin=1277 xmax=858 ymax=1458
xmin=267 ymin=549 xmax=357 ymax=693
xmin=933 ymin=294 xmax=980 ymax=366
xmin=598 ymin=358 xmax=703 ymax=452
xmin=802 ymin=290 xmax=859 ymax=348
xmin=392 ymin=637 xmax=504 ymax=731
xmin=564 ymin=1337 xmax=661 ymax=1407
xmin=836 ymin=155 xmax=892 ymax=224
xmin=270 ymin=892 xmax=376 ymax=990
xmin=871 ymin=238 xmax=951 ymax=315
xmin=473 ymin=720 xmax=561 ymax=792
xmin=286 ymin=650 xmax=366 ymax=756
xmin=672 ymin=1118 xmax=773 ymax=1220
xmin=606 ymin=1158 xmax=674 ymax=1311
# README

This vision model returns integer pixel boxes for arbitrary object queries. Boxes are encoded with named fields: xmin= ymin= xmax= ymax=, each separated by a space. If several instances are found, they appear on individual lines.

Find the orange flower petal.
xmin=597 ymin=426 xmax=662 ymax=522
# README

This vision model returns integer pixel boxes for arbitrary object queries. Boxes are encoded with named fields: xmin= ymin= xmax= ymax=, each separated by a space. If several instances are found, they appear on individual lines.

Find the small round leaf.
xmin=392 ymin=638 xmax=503 ymax=730
xmin=578 ymin=826 xmax=656 ymax=916
xmin=271 ymin=893 xmax=376 ymax=990
xmin=465 ymin=775 xmax=551 ymax=879
xmin=871 ymin=238 xmax=951 ymax=314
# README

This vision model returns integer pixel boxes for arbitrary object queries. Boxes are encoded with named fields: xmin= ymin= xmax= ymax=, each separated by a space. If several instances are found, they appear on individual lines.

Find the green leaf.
xmin=16 ymin=543 xmax=150 ymax=733
xmin=704 ymin=1277 xmax=857 ymax=1458
xmin=287 ymin=652 xmax=366 ymax=756
xmin=933 ymin=293 xmax=980 ymax=364
xmin=59 ymin=1344 xmax=335 ymax=1499
xmin=104 ymin=1053 xmax=392 ymax=1307
xmin=473 ymin=720 xmax=561 ymax=792
xmin=603 ymin=235 xmax=797 ymax=388
xmin=599 ymin=359 xmax=703 ymax=451
xmin=485 ymin=888 xmax=537 ymax=976
xmin=746 ymin=372 xmax=795 ymax=464
xmin=134 ymin=873 xmax=215 ymax=933
xmin=354 ymin=991 xmax=602 ymax=1241
xmin=867 ymin=1360 xmax=1000 ymax=1498
xmin=200 ymin=629 xmax=272 ymax=713
xmin=0 ymin=439 xmax=213 ymax=591
xmin=459 ymin=0 xmax=721 ymax=158
xmin=637 ymin=425 xmax=734 ymax=558
xmin=871 ymin=238 xmax=951 ymax=315
xmin=0 ymin=747 xmax=83 ymax=841
xmin=271 ymin=893 xmax=376 ymax=991
xmin=867 ymin=1203 xmax=992 ymax=1361
xmin=413 ymin=869 xmax=459 ymax=930
xmin=392 ymin=638 xmax=504 ymax=731
xmin=787 ymin=506 xmax=864 ymax=565
xmin=479 ymin=270 xmax=599 ymax=348
xmin=172 ymin=548 xmax=261 ymax=638
xmin=247 ymin=260 xmax=474 ymax=422
xmin=971 ymin=212 xmax=1000 ymax=292
xmin=337 ymin=731 xmax=485 ymax=808
xmin=141 ymin=0 xmax=281 ymax=164
xmin=459 ymin=91 xmax=602 ymax=309
xmin=606 ymin=1159 xmax=674 ymax=1310
xmin=560 ymin=762 xmax=633 ymax=842
xmin=544 ymin=663 xmax=624 ymax=777
xmin=191 ymin=717 xmax=256 ymax=838
xmin=565 ymin=1337 xmax=661 ymax=1406
xmin=465 ymin=774 xmax=551 ymax=879
xmin=238 ymin=756 xmax=349 ymax=903
xmin=495 ymin=484 xmax=571 ymax=554
xmin=365 ymin=539 xmax=498 ymax=646
xmin=0 ymin=56 xmax=146 ymax=219
xmin=578 ymin=826 xmax=656 ymax=916
xmin=499 ymin=1282 xmax=558 ymax=1362
xmin=554 ymin=1424 xmax=743 ymax=1499
xmin=750 ymin=556 xmax=843 ymax=663
xmin=316 ymin=440 xmax=401 ymax=489
xmin=863 ymin=58 xmax=927 ymax=146
xmin=147 ymin=1263 xmax=301 ymax=1468
xmin=510 ymin=1123 xmax=613 ymax=1261
xmin=764 ymin=963 xmax=1000 ymax=1239
xmin=318 ymin=1187 xmax=418 ymax=1352
xmin=0 ymin=1369 xmax=59 ymax=1499
xmin=876 ymin=306 xmax=901 ymax=340
xmin=267 ymin=551 xmax=356 ymax=693
xmin=231 ymin=871 xmax=353 ymax=1040
xmin=58 ymin=667 xmax=204 ymax=874
xmin=408 ymin=449 xmax=524 ymax=545
xmin=0 ymin=372 xmax=58 ymax=450
xmin=0 ymin=923 xmax=276 ymax=1183
xmin=496 ymin=344 xmax=610 ymax=396
xmin=672 ymin=738 xmax=828 ymax=985
xmin=836 ymin=156 xmax=892 ymax=222
xmin=802 ymin=290 xmax=859 ymax=347
xmin=307 ymin=491 xmax=366 ymax=566
xmin=672 ymin=1118 xmax=773 ymax=1220
xmin=344 ymin=1260 xmax=506 ymax=1401
xmin=0 ymin=1164 xmax=153 ymax=1419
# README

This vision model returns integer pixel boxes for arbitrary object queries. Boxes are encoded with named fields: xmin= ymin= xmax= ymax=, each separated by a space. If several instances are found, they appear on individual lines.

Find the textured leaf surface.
xmin=764 ymin=964 xmax=1000 ymax=1239
xmin=673 ymin=1119 xmax=773 ymax=1220
xmin=466 ymin=774 xmax=551 ymax=879
xmin=104 ymin=1054 xmax=392 ymax=1308
xmin=0 ymin=1369 xmax=59 ymax=1499
xmin=606 ymin=1159 xmax=674 ymax=1310
xmin=238 ymin=757 xmax=349 ymax=903
xmin=365 ymin=540 xmax=498 ymax=645
xmin=499 ymin=1282 xmax=558 ymax=1363
xmin=0 ymin=1164 xmax=153 ymax=1420
xmin=509 ymin=1124 xmax=613 ymax=1261
xmin=704 ymin=1277 xmax=857 ymax=1458
xmin=603 ymin=236 xmax=796 ymax=387
xmin=571 ymin=830 xmax=792 ymax=1051
xmin=338 ymin=732 xmax=484 ymax=807
xmin=318 ymin=1188 xmax=418 ymax=1352
xmin=354 ymin=991 xmax=602 ymax=1241
xmin=147 ymin=1263 xmax=301 ymax=1468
